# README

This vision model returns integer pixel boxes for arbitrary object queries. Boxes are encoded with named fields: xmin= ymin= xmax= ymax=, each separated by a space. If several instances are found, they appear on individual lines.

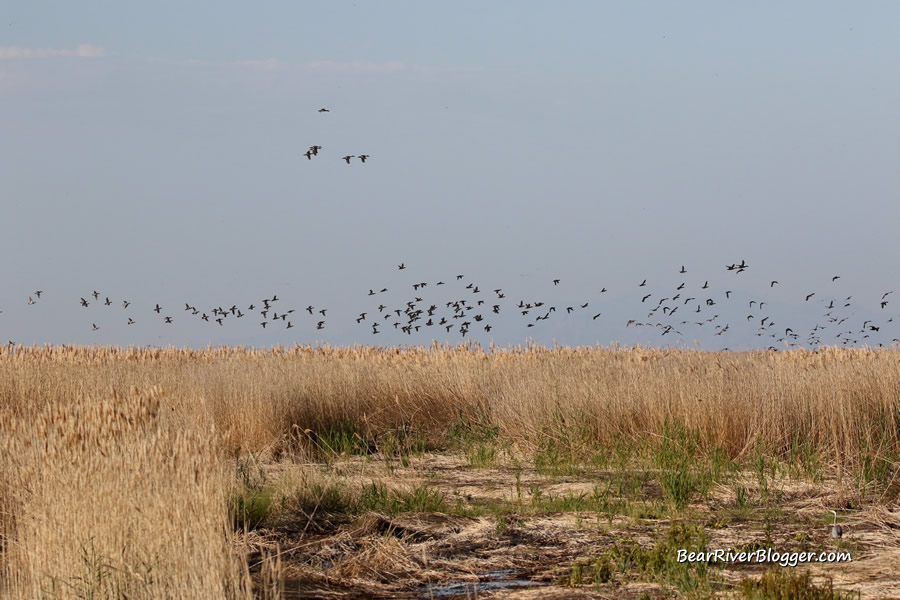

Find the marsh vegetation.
xmin=1 ymin=343 xmax=896 ymax=598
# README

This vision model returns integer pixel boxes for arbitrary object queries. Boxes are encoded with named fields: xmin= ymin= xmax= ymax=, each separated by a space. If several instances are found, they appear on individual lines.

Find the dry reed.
xmin=1 ymin=343 xmax=899 ymax=596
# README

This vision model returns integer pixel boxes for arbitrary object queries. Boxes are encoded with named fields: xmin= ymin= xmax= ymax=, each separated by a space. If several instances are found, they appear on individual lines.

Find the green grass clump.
xmin=739 ymin=569 xmax=860 ymax=600
xmin=230 ymin=489 xmax=274 ymax=530
xmin=566 ymin=522 xmax=712 ymax=595
xmin=310 ymin=420 xmax=429 ymax=467
xmin=467 ymin=441 xmax=500 ymax=468
xmin=654 ymin=424 xmax=736 ymax=510
xmin=356 ymin=482 xmax=447 ymax=515
xmin=447 ymin=418 xmax=499 ymax=448
xmin=314 ymin=420 xmax=373 ymax=457
xmin=567 ymin=556 xmax=615 ymax=588
xmin=448 ymin=418 xmax=504 ymax=468
xmin=231 ymin=452 xmax=274 ymax=529
xmin=287 ymin=476 xmax=447 ymax=518
xmin=534 ymin=438 xmax=579 ymax=476
xmin=659 ymin=460 xmax=699 ymax=510
xmin=375 ymin=423 xmax=429 ymax=462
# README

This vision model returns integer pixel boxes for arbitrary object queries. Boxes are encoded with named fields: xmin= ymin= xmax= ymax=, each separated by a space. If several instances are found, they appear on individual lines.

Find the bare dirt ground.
xmin=238 ymin=454 xmax=900 ymax=599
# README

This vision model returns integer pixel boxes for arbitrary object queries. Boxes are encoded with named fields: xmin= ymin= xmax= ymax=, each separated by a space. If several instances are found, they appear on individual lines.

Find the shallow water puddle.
xmin=422 ymin=569 xmax=547 ymax=597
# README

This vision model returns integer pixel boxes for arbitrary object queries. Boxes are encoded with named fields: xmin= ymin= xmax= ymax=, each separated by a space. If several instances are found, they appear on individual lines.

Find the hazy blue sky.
xmin=2 ymin=2 xmax=899 ymax=349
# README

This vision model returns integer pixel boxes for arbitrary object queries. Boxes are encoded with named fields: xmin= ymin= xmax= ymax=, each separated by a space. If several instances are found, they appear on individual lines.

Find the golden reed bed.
xmin=1 ymin=343 xmax=898 ymax=598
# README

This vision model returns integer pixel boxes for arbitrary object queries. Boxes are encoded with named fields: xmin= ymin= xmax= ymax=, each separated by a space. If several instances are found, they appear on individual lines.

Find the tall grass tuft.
xmin=0 ymin=385 xmax=244 ymax=598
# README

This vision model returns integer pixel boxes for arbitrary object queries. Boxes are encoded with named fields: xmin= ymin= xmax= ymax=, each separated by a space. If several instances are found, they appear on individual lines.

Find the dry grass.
xmin=0 ymin=343 xmax=899 ymax=597
xmin=4 ymin=343 xmax=897 ymax=471
xmin=0 ymin=385 xmax=245 ymax=599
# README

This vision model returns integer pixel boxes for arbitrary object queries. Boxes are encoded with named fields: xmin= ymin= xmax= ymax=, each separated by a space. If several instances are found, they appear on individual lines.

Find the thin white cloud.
xmin=233 ymin=58 xmax=281 ymax=71
xmin=119 ymin=55 xmax=488 ymax=77
xmin=171 ymin=57 xmax=408 ymax=73
xmin=303 ymin=60 xmax=492 ymax=75
xmin=160 ymin=57 xmax=281 ymax=71
xmin=307 ymin=60 xmax=409 ymax=73
xmin=167 ymin=58 xmax=406 ymax=72
xmin=0 ymin=43 xmax=105 ymax=59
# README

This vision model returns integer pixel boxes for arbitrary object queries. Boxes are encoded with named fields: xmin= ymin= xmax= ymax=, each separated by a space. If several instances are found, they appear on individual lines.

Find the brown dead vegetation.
xmin=0 ymin=344 xmax=898 ymax=598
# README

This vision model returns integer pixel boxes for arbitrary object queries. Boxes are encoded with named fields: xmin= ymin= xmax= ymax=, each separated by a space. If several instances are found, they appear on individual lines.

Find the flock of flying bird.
xmin=4 ymin=107 xmax=897 ymax=350
xmin=302 ymin=108 xmax=370 ymax=165
xmin=5 ymin=259 xmax=900 ymax=350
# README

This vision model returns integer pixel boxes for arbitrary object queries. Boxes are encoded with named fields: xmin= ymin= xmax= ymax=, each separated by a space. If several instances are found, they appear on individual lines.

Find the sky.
xmin=1 ymin=2 xmax=899 ymax=349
